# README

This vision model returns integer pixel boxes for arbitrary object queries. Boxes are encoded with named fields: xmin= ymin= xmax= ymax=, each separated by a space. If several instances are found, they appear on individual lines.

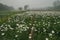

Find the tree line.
xmin=0 ymin=3 xmax=14 ymax=11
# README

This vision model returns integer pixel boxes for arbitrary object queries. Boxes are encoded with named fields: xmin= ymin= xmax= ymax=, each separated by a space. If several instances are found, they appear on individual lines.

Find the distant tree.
xmin=24 ymin=5 xmax=29 ymax=10
xmin=19 ymin=7 xmax=22 ymax=11
xmin=0 ymin=3 xmax=14 ymax=11
xmin=53 ymin=0 xmax=60 ymax=10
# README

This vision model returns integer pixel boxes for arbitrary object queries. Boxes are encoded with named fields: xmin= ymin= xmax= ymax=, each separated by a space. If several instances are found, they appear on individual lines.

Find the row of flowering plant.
xmin=0 ymin=13 xmax=60 ymax=40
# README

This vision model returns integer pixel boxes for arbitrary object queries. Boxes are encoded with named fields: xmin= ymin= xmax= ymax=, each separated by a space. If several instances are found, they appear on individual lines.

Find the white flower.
xmin=48 ymin=24 xmax=50 ymax=27
xmin=26 ymin=27 xmax=29 ymax=29
xmin=54 ymin=23 xmax=56 ymax=24
xmin=52 ymin=30 xmax=55 ymax=33
xmin=10 ymin=27 xmax=14 ymax=30
xmin=46 ymin=38 xmax=49 ymax=40
xmin=1 ymin=25 xmax=3 ymax=27
xmin=13 ymin=39 xmax=15 ymax=40
xmin=43 ymin=25 xmax=45 ymax=26
xmin=17 ymin=31 xmax=19 ymax=33
xmin=31 ymin=27 xmax=35 ymax=30
xmin=5 ymin=24 xmax=8 ymax=26
xmin=34 ymin=21 xmax=37 ymax=23
xmin=23 ymin=28 xmax=27 ymax=31
xmin=29 ymin=34 xmax=32 ymax=39
xmin=35 ymin=29 xmax=37 ymax=31
xmin=33 ymin=24 xmax=35 ymax=26
xmin=29 ymin=36 xmax=31 ymax=39
xmin=43 ymin=28 xmax=46 ymax=32
xmin=1 ymin=33 xmax=5 ymax=36
xmin=4 ymin=27 xmax=8 ymax=31
xmin=57 ymin=22 xmax=60 ymax=23
xmin=16 ymin=24 xmax=19 ymax=26
xmin=29 ymin=23 xmax=32 ymax=25
xmin=20 ymin=31 xmax=22 ymax=33
xmin=49 ymin=33 xmax=52 ymax=37
xmin=1 ymin=29 xmax=4 ymax=31
xmin=58 ymin=16 xmax=60 ymax=17
xmin=18 ymin=24 xmax=24 ymax=28
xmin=36 ymin=24 xmax=38 ymax=26
xmin=45 ymin=23 xmax=47 ymax=25
xmin=43 ymin=22 xmax=45 ymax=24
xmin=48 ymin=22 xmax=50 ymax=24
xmin=8 ymin=25 xmax=11 ymax=27
xmin=15 ymin=35 xmax=18 ymax=38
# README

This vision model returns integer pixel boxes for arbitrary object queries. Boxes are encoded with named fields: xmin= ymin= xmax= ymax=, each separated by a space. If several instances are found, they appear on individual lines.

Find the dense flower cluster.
xmin=0 ymin=12 xmax=60 ymax=40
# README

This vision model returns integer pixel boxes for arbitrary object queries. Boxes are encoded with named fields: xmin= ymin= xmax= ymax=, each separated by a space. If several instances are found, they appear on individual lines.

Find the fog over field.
xmin=0 ymin=0 xmax=56 ymax=9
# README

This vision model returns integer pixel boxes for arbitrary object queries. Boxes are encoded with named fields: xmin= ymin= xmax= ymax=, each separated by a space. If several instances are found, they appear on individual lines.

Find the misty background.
xmin=0 ymin=0 xmax=60 ymax=10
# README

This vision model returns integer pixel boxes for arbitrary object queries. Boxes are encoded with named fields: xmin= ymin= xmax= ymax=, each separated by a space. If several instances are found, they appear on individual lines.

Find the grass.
xmin=0 ymin=11 xmax=26 ymax=25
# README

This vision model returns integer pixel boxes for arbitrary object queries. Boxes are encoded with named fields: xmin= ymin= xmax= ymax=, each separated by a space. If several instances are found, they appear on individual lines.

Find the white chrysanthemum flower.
xmin=1 ymin=25 xmax=3 ymax=27
xmin=17 ymin=31 xmax=19 ymax=33
xmin=8 ymin=25 xmax=14 ymax=30
xmin=36 ymin=24 xmax=39 ymax=26
xmin=25 ymin=26 xmax=29 ymax=29
xmin=49 ymin=33 xmax=52 ymax=37
xmin=20 ymin=31 xmax=22 ymax=33
xmin=16 ymin=24 xmax=19 ymax=26
xmin=46 ymin=38 xmax=49 ymax=40
xmin=31 ymin=27 xmax=35 ymax=30
xmin=45 ymin=23 xmax=47 ymax=25
xmin=33 ymin=24 xmax=35 ymax=26
xmin=29 ymin=34 xmax=32 ymax=39
xmin=21 ymin=21 xmax=25 ymax=23
xmin=19 ymin=24 xmax=24 ymax=28
xmin=52 ymin=30 xmax=55 ymax=33
xmin=15 ymin=19 xmax=19 ymax=22
xmin=54 ymin=23 xmax=56 ymax=24
xmin=15 ymin=35 xmax=18 ymax=38
xmin=48 ymin=22 xmax=50 ymax=24
xmin=4 ymin=27 xmax=8 ymax=31
xmin=29 ymin=36 xmax=31 ymax=39
xmin=1 ymin=33 xmax=5 ymax=36
xmin=43 ymin=28 xmax=46 ymax=32
xmin=8 ymin=25 xmax=11 ymax=27
xmin=1 ymin=29 xmax=4 ymax=31
xmin=5 ymin=24 xmax=8 ymax=26
xmin=43 ymin=22 xmax=45 ymax=24
xmin=10 ymin=27 xmax=14 ymax=30
xmin=35 ymin=29 xmax=37 ymax=31
xmin=23 ymin=27 xmax=27 ymax=31
xmin=34 ymin=21 xmax=37 ymax=23
xmin=13 ymin=39 xmax=15 ymax=40
xmin=24 ymin=28 xmax=27 ymax=31
xmin=8 ymin=20 xmax=11 ymax=22
xmin=57 ymin=22 xmax=60 ymax=23
xmin=23 ymin=27 xmax=25 ymax=29
xmin=43 ymin=24 xmax=45 ymax=26
xmin=58 ymin=16 xmax=60 ymax=17
xmin=29 ymin=23 xmax=32 ymax=25
xmin=48 ymin=24 xmax=50 ymax=27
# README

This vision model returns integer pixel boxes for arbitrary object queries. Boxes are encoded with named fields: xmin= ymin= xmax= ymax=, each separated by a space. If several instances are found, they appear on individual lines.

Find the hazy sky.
xmin=0 ymin=0 xmax=56 ymax=9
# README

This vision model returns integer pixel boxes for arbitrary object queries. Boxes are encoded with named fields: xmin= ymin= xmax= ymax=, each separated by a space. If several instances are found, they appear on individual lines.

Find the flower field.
xmin=0 ymin=11 xmax=60 ymax=40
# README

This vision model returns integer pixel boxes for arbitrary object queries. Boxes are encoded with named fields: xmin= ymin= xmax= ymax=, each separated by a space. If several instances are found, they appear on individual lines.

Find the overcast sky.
xmin=0 ymin=0 xmax=56 ymax=9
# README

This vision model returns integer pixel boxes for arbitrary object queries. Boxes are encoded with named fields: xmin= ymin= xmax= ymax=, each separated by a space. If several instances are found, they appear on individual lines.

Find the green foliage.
xmin=0 ymin=12 xmax=60 ymax=40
